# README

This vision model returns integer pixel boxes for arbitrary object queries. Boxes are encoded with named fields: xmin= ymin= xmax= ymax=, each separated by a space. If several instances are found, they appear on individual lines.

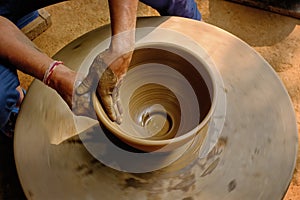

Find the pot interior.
xmin=115 ymin=45 xmax=214 ymax=141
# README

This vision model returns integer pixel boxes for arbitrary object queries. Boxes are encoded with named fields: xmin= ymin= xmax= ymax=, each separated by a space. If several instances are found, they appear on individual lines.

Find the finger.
xmin=76 ymin=56 xmax=107 ymax=95
xmin=101 ymin=95 xmax=117 ymax=122
xmin=76 ymin=64 xmax=100 ymax=94
xmin=112 ymin=86 xmax=123 ymax=115
xmin=115 ymin=115 xmax=122 ymax=125
xmin=113 ymin=82 xmax=124 ymax=116
xmin=76 ymin=78 xmax=92 ymax=95
xmin=114 ymin=100 xmax=123 ymax=125
xmin=112 ymin=94 xmax=122 ymax=124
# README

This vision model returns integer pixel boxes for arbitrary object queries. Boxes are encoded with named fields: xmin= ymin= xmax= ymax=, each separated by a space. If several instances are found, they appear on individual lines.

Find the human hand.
xmin=73 ymin=49 xmax=132 ymax=124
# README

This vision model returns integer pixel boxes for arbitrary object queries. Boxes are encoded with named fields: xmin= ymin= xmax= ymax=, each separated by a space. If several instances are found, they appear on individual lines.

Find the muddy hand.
xmin=74 ymin=50 xmax=124 ymax=123
xmin=98 ymin=67 xmax=123 ymax=124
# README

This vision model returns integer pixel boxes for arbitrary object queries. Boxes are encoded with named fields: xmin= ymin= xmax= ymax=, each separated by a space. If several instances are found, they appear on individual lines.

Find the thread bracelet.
xmin=43 ymin=61 xmax=63 ymax=86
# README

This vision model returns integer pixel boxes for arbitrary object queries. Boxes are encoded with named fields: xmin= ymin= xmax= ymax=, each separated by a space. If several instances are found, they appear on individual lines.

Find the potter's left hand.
xmin=74 ymin=49 xmax=132 ymax=124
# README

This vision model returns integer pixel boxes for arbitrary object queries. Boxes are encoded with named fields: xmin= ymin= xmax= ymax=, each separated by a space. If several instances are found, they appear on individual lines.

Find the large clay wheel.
xmin=14 ymin=17 xmax=297 ymax=199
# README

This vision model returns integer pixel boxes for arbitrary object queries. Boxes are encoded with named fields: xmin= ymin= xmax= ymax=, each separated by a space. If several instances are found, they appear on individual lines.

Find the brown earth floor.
xmin=5 ymin=0 xmax=300 ymax=199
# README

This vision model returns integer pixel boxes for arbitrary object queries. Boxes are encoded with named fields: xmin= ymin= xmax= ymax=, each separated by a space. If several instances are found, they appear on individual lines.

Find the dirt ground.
xmin=11 ymin=0 xmax=300 ymax=199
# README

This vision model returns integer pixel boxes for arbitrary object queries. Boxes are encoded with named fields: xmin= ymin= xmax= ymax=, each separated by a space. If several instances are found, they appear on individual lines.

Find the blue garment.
xmin=0 ymin=62 xmax=20 ymax=129
xmin=16 ymin=10 xmax=39 ymax=29
xmin=140 ymin=0 xmax=201 ymax=20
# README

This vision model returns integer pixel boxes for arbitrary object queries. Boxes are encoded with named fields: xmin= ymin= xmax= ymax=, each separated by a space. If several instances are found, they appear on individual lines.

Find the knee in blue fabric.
xmin=0 ymin=63 xmax=20 ymax=129
xmin=140 ymin=0 xmax=201 ymax=21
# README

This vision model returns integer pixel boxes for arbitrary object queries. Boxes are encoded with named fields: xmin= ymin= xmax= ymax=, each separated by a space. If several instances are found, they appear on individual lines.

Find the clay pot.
xmin=93 ymin=42 xmax=217 ymax=153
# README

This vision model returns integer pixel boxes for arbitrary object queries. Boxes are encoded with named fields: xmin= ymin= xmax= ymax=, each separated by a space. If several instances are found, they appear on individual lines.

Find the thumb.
xmin=75 ymin=66 xmax=99 ymax=95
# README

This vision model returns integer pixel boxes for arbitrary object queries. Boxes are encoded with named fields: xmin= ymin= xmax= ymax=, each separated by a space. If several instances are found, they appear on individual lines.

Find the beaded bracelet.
xmin=43 ymin=61 xmax=63 ymax=86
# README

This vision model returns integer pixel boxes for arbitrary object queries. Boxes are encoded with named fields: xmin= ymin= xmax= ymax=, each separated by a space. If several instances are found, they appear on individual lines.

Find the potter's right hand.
xmin=74 ymin=49 xmax=132 ymax=124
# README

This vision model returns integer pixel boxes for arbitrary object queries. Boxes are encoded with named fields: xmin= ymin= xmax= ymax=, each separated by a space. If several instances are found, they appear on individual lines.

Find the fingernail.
xmin=76 ymin=86 xmax=84 ymax=94
xmin=115 ymin=116 xmax=122 ymax=125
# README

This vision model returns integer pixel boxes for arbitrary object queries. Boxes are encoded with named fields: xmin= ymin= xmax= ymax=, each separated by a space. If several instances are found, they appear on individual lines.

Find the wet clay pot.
xmin=93 ymin=43 xmax=217 ymax=153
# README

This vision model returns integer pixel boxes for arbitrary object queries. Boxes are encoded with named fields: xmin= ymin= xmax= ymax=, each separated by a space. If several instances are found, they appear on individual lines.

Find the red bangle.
xmin=43 ymin=61 xmax=63 ymax=86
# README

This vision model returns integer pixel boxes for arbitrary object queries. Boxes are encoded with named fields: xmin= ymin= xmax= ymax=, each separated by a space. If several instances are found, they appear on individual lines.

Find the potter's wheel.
xmin=14 ymin=17 xmax=297 ymax=199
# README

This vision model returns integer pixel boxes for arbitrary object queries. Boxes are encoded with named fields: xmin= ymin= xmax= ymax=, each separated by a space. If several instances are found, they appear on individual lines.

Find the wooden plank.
xmin=21 ymin=9 xmax=52 ymax=40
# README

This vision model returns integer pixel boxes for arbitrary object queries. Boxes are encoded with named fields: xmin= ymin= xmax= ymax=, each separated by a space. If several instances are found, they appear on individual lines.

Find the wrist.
xmin=47 ymin=63 xmax=76 ymax=107
xmin=43 ymin=61 xmax=64 ymax=85
xmin=108 ymin=50 xmax=133 ymax=78
xmin=109 ymin=32 xmax=135 ymax=54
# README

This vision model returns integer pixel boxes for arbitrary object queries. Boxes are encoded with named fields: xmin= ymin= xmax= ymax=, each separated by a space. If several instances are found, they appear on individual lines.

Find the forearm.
xmin=108 ymin=0 xmax=138 ymax=51
xmin=107 ymin=0 xmax=138 ymax=77
xmin=0 ymin=16 xmax=75 ymax=106
xmin=0 ymin=16 xmax=53 ymax=80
